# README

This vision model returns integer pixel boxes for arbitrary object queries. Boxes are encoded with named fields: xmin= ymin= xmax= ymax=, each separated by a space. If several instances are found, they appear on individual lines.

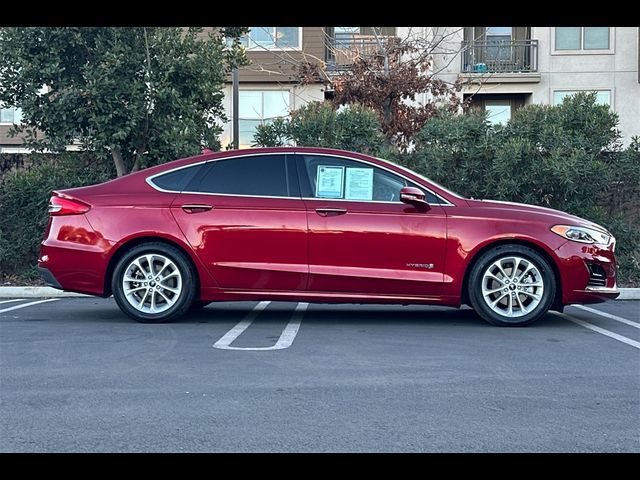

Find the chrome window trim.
xmin=145 ymin=151 xmax=456 ymax=206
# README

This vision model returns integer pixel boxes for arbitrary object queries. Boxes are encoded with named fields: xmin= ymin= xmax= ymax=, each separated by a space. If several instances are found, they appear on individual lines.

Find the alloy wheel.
xmin=480 ymin=256 xmax=544 ymax=318
xmin=121 ymin=253 xmax=183 ymax=314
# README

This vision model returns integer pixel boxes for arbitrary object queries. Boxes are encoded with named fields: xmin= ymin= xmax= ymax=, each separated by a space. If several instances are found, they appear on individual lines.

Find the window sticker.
xmin=345 ymin=167 xmax=374 ymax=201
xmin=316 ymin=165 xmax=344 ymax=198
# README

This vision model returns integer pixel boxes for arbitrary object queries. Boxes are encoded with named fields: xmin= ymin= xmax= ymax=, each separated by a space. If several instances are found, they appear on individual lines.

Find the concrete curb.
xmin=1 ymin=286 xmax=639 ymax=300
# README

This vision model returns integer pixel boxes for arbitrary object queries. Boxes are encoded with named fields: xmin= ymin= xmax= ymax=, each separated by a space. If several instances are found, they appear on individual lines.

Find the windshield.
xmin=376 ymin=157 xmax=466 ymax=200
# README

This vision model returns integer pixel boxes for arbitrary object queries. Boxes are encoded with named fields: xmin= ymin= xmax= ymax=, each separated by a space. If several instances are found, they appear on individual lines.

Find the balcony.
xmin=461 ymin=39 xmax=540 ymax=83
xmin=325 ymin=32 xmax=395 ymax=72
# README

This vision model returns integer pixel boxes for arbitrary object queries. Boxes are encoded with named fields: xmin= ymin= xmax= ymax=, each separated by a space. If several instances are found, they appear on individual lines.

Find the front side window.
xmin=300 ymin=155 xmax=441 ymax=204
xmin=189 ymin=155 xmax=291 ymax=197
xmin=555 ymin=27 xmax=610 ymax=51
xmin=238 ymin=90 xmax=290 ymax=148
xmin=241 ymin=27 xmax=301 ymax=50
xmin=0 ymin=106 xmax=23 ymax=124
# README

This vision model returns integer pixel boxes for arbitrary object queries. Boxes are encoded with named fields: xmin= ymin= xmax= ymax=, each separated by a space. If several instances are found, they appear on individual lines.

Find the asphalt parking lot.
xmin=1 ymin=297 xmax=638 ymax=452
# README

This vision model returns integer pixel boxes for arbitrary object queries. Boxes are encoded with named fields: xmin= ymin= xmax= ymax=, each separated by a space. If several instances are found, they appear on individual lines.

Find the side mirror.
xmin=400 ymin=186 xmax=430 ymax=210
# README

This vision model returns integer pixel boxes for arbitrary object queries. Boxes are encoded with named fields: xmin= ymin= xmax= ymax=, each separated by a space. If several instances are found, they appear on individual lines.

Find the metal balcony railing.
xmin=325 ymin=32 xmax=395 ymax=71
xmin=461 ymin=39 xmax=538 ymax=73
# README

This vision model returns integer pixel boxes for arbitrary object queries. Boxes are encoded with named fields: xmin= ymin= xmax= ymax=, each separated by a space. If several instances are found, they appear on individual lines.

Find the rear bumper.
xmin=38 ymin=266 xmax=63 ymax=290
xmin=38 ymin=214 xmax=114 ymax=297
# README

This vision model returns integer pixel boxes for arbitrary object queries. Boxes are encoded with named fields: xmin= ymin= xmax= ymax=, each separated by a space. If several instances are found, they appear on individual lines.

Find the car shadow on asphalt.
xmin=26 ymin=299 xmax=569 ymax=329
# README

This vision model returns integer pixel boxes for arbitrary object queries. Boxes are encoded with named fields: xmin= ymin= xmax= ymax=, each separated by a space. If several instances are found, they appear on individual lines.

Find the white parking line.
xmin=0 ymin=299 xmax=26 ymax=305
xmin=571 ymin=304 xmax=640 ymax=329
xmin=0 ymin=298 xmax=59 ymax=314
xmin=213 ymin=301 xmax=308 ymax=351
xmin=556 ymin=312 xmax=640 ymax=350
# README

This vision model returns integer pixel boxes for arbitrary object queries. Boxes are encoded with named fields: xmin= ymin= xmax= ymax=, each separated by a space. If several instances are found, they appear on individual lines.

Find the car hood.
xmin=465 ymin=199 xmax=610 ymax=233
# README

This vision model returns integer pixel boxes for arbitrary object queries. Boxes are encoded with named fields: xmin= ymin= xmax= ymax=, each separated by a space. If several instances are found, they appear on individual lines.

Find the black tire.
xmin=112 ymin=242 xmax=197 ymax=323
xmin=468 ymin=244 xmax=556 ymax=327
xmin=190 ymin=300 xmax=211 ymax=311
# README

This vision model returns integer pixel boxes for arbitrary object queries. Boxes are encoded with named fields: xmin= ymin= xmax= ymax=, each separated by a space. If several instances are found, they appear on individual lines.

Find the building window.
xmin=238 ymin=90 xmax=290 ymax=148
xmin=484 ymin=100 xmax=512 ymax=126
xmin=241 ymin=27 xmax=301 ymax=50
xmin=555 ymin=27 xmax=610 ymax=51
xmin=486 ymin=26 xmax=513 ymax=61
xmin=553 ymin=90 xmax=611 ymax=106
xmin=0 ymin=106 xmax=23 ymax=125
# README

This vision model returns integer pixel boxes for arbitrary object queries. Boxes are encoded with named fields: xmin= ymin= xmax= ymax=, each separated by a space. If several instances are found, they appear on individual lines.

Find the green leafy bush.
xmin=0 ymin=153 xmax=115 ymax=278
xmin=405 ymin=93 xmax=639 ymax=284
xmin=259 ymin=93 xmax=639 ymax=284
xmin=254 ymin=102 xmax=388 ymax=156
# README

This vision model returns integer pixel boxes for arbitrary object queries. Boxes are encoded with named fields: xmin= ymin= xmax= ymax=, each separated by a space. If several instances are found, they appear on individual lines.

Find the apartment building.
xmin=220 ymin=26 xmax=639 ymax=147
xmin=432 ymin=26 xmax=640 ymax=143
xmin=2 ymin=27 xmax=638 ymax=152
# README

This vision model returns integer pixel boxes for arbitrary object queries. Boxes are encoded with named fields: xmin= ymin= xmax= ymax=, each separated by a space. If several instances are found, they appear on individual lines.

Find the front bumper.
xmin=554 ymin=240 xmax=619 ymax=304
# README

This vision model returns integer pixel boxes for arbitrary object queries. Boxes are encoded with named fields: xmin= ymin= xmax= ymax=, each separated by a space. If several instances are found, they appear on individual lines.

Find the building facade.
xmin=2 ymin=27 xmax=639 ymax=152
xmin=432 ymin=26 xmax=640 ymax=143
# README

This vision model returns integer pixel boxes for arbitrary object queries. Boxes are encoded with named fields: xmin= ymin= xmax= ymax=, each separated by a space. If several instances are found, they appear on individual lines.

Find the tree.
xmin=327 ymin=32 xmax=464 ymax=150
xmin=0 ymin=27 xmax=248 ymax=176
xmin=243 ymin=28 xmax=465 ymax=150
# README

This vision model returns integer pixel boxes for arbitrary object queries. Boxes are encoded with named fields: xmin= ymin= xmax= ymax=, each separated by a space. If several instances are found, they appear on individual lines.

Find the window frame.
xmin=294 ymin=153 xmax=452 ymax=206
xmin=551 ymin=89 xmax=613 ymax=108
xmin=484 ymin=99 xmax=513 ymax=126
xmin=0 ymin=106 xmax=23 ymax=125
xmin=146 ymin=153 xmax=301 ymax=199
xmin=238 ymin=89 xmax=291 ymax=148
xmin=242 ymin=27 xmax=303 ymax=51
xmin=552 ymin=27 xmax=614 ymax=55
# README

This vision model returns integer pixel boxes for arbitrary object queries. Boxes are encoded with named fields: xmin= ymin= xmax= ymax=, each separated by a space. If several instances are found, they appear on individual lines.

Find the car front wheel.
xmin=468 ymin=245 xmax=556 ymax=327
xmin=112 ymin=242 xmax=197 ymax=323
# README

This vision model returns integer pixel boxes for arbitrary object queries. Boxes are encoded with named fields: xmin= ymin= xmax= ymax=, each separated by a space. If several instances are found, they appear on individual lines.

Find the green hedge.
xmin=0 ymin=154 xmax=115 ymax=279
xmin=1 ymin=94 xmax=638 ymax=286
xmin=256 ymin=95 xmax=639 ymax=285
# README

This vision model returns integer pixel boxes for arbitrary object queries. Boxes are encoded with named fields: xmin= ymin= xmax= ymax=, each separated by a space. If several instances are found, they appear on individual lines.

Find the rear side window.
xmin=149 ymin=165 xmax=201 ymax=192
xmin=188 ymin=154 xmax=293 ymax=197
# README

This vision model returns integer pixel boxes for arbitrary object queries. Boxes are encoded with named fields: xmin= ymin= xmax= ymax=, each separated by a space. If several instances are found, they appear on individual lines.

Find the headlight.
xmin=550 ymin=225 xmax=611 ymax=245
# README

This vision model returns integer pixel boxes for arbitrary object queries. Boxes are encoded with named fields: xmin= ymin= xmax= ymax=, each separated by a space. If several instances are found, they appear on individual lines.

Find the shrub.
xmin=405 ymin=92 xmax=639 ymax=284
xmin=397 ymin=108 xmax=494 ymax=199
xmin=253 ymin=102 xmax=388 ymax=156
xmin=0 ymin=153 xmax=115 ymax=278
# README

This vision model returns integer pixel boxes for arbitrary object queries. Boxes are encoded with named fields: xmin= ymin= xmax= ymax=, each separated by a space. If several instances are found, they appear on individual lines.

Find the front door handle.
xmin=181 ymin=204 xmax=213 ymax=214
xmin=315 ymin=207 xmax=347 ymax=217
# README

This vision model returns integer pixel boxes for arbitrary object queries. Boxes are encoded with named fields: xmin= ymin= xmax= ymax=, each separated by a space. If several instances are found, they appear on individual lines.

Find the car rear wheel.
xmin=112 ymin=242 xmax=197 ymax=323
xmin=468 ymin=245 xmax=556 ymax=327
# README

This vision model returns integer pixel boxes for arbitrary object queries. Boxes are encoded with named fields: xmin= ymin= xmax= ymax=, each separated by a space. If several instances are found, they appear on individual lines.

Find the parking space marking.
xmin=213 ymin=301 xmax=271 ymax=349
xmin=213 ymin=301 xmax=308 ymax=351
xmin=0 ymin=298 xmax=58 ymax=314
xmin=556 ymin=312 xmax=640 ymax=350
xmin=0 ymin=299 xmax=26 ymax=305
xmin=571 ymin=304 xmax=640 ymax=329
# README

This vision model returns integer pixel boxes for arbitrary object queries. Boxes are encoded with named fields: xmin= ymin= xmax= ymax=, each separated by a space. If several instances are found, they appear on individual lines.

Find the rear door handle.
xmin=315 ymin=207 xmax=347 ymax=217
xmin=181 ymin=204 xmax=213 ymax=213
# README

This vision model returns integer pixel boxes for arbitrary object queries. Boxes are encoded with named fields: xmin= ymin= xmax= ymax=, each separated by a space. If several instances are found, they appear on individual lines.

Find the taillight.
xmin=48 ymin=195 xmax=91 ymax=216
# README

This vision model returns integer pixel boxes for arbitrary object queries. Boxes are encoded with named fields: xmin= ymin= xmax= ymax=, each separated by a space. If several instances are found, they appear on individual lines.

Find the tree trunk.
xmin=131 ymin=156 xmax=141 ymax=173
xmin=111 ymin=146 xmax=126 ymax=177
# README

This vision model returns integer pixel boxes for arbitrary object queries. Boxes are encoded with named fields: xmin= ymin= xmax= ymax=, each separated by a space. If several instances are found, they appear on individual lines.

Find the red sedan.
xmin=38 ymin=147 xmax=619 ymax=326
